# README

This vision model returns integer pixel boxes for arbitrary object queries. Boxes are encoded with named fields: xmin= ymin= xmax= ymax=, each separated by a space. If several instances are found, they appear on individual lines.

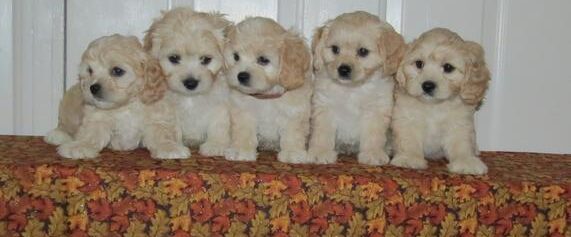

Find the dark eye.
xmin=443 ymin=63 xmax=455 ymax=73
xmin=415 ymin=60 xmax=424 ymax=69
xmin=87 ymin=67 xmax=93 ymax=75
xmin=257 ymin=56 xmax=270 ymax=66
xmin=357 ymin=48 xmax=369 ymax=57
xmin=168 ymin=54 xmax=181 ymax=64
xmin=331 ymin=45 xmax=340 ymax=55
xmin=200 ymin=56 xmax=212 ymax=65
xmin=110 ymin=67 xmax=125 ymax=77
xmin=233 ymin=52 xmax=240 ymax=61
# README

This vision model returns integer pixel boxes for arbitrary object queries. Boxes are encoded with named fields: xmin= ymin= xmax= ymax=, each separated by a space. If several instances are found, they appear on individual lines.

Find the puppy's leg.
xmin=358 ymin=111 xmax=390 ymax=166
xmin=443 ymin=122 xmax=487 ymax=175
xmin=308 ymin=108 xmax=337 ymax=164
xmin=58 ymin=122 xmax=112 ymax=159
xmin=390 ymin=119 xmax=427 ymax=169
xmin=143 ymin=123 xmax=190 ymax=160
xmin=44 ymin=128 xmax=73 ymax=145
xmin=200 ymin=106 xmax=230 ymax=157
xmin=225 ymin=109 xmax=257 ymax=161
xmin=278 ymin=115 xmax=309 ymax=164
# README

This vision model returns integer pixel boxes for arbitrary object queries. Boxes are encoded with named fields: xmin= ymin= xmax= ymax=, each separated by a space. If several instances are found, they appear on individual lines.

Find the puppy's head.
xmin=224 ymin=17 xmax=310 ymax=98
xmin=312 ymin=11 xmax=406 ymax=85
xmin=396 ymin=28 xmax=490 ymax=105
xmin=79 ymin=34 xmax=166 ymax=109
xmin=144 ymin=7 xmax=231 ymax=96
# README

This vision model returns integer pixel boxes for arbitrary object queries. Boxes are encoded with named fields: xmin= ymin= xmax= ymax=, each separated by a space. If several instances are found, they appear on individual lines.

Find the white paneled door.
xmin=2 ymin=0 xmax=570 ymax=153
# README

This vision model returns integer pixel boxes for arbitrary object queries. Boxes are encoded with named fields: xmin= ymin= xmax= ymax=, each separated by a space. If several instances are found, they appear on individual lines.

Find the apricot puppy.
xmin=48 ymin=34 xmax=189 ymax=159
xmin=223 ymin=17 xmax=312 ymax=163
xmin=308 ymin=11 xmax=406 ymax=165
xmin=390 ymin=28 xmax=491 ymax=175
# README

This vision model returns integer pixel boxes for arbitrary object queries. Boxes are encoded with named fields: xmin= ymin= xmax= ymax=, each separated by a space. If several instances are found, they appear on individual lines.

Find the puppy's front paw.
xmin=448 ymin=157 xmax=488 ymax=175
xmin=199 ymin=142 xmax=227 ymax=157
xmin=44 ymin=129 xmax=72 ymax=146
xmin=278 ymin=150 xmax=309 ymax=164
xmin=308 ymin=148 xmax=338 ymax=164
xmin=224 ymin=148 xmax=257 ymax=161
xmin=358 ymin=151 xmax=389 ymax=166
xmin=151 ymin=144 xmax=190 ymax=160
xmin=390 ymin=154 xmax=427 ymax=169
xmin=58 ymin=142 xmax=99 ymax=159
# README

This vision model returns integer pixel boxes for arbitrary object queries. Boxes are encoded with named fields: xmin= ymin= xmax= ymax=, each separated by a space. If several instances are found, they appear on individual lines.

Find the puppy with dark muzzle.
xmin=46 ymin=34 xmax=189 ymax=159
xmin=223 ymin=17 xmax=312 ymax=163
xmin=308 ymin=11 xmax=406 ymax=165
xmin=144 ymin=7 xmax=232 ymax=157
xmin=390 ymin=28 xmax=490 ymax=175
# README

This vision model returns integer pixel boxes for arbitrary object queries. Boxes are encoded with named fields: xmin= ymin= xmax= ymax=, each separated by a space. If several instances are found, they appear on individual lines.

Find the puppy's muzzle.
xmin=422 ymin=81 xmax=437 ymax=95
xmin=237 ymin=71 xmax=250 ymax=86
xmin=90 ymin=83 xmax=102 ymax=98
xmin=337 ymin=64 xmax=352 ymax=79
xmin=182 ymin=77 xmax=199 ymax=90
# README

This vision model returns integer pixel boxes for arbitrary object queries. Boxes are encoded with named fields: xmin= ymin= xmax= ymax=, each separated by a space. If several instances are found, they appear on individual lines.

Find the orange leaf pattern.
xmin=0 ymin=136 xmax=568 ymax=236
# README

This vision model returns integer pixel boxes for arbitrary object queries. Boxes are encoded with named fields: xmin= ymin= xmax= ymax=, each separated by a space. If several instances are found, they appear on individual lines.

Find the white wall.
xmin=1 ymin=0 xmax=570 ymax=153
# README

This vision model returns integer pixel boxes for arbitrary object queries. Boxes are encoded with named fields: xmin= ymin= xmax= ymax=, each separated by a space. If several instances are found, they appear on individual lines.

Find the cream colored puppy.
xmin=308 ymin=11 xmax=406 ymax=165
xmin=223 ymin=17 xmax=312 ymax=163
xmin=390 ymin=28 xmax=490 ymax=175
xmin=144 ymin=7 xmax=232 ymax=157
xmin=48 ymin=34 xmax=189 ymax=159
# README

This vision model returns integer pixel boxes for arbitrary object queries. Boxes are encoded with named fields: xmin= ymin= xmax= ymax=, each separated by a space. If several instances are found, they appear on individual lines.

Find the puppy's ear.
xmin=143 ymin=20 xmax=160 ymax=57
xmin=279 ymin=33 xmax=310 ymax=90
xmin=311 ymin=26 xmax=326 ymax=72
xmin=378 ymin=28 xmax=406 ymax=76
xmin=395 ymin=61 xmax=407 ymax=89
xmin=140 ymin=57 xmax=167 ymax=104
xmin=460 ymin=41 xmax=490 ymax=105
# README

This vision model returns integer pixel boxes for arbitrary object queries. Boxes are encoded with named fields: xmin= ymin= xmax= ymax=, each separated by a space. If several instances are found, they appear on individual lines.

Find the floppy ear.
xmin=378 ymin=28 xmax=406 ymax=76
xmin=140 ymin=57 xmax=167 ymax=104
xmin=279 ymin=33 xmax=311 ymax=90
xmin=143 ymin=20 xmax=161 ymax=57
xmin=460 ymin=41 xmax=490 ymax=105
xmin=311 ymin=26 xmax=326 ymax=72
xmin=395 ymin=61 xmax=407 ymax=89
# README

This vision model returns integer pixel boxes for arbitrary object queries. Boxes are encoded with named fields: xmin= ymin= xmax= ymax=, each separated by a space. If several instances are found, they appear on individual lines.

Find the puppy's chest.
xmin=108 ymin=103 xmax=145 ymax=150
xmin=178 ymin=96 xmax=217 ymax=134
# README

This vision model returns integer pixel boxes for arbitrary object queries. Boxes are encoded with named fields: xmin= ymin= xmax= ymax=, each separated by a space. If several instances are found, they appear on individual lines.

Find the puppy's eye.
xmin=443 ymin=63 xmax=455 ymax=73
xmin=110 ymin=67 xmax=125 ymax=77
xmin=257 ymin=56 xmax=270 ymax=66
xmin=87 ymin=67 xmax=93 ymax=75
xmin=200 ymin=56 xmax=212 ymax=65
xmin=415 ymin=60 xmax=424 ymax=69
xmin=168 ymin=54 xmax=181 ymax=64
xmin=357 ymin=48 xmax=369 ymax=57
xmin=233 ymin=52 xmax=240 ymax=61
xmin=331 ymin=45 xmax=340 ymax=55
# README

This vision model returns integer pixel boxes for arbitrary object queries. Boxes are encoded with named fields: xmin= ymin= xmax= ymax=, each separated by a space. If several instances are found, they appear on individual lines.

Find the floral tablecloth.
xmin=0 ymin=136 xmax=569 ymax=237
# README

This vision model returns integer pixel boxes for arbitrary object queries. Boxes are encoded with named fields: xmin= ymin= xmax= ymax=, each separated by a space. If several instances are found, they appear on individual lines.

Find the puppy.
xmin=390 ymin=28 xmax=490 ymax=175
xmin=308 ymin=11 xmax=406 ymax=165
xmin=223 ymin=17 xmax=312 ymax=163
xmin=144 ymin=7 xmax=232 ymax=157
xmin=51 ymin=34 xmax=189 ymax=159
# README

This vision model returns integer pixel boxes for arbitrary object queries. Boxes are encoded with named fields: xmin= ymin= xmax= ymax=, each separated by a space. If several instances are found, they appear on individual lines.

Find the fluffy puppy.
xmin=308 ymin=11 xmax=406 ymax=165
xmin=51 ymin=34 xmax=189 ymax=159
xmin=144 ymin=7 xmax=232 ymax=157
xmin=390 ymin=28 xmax=490 ymax=175
xmin=223 ymin=17 xmax=312 ymax=163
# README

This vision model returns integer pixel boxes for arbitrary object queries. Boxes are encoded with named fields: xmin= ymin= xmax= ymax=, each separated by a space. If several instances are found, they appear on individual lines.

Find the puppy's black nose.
xmin=90 ymin=83 xmax=101 ymax=96
xmin=183 ymin=78 xmax=199 ymax=90
xmin=422 ymin=81 xmax=437 ymax=94
xmin=237 ymin=71 xmax=250 ymax=86
xmin=337 ymin=64 xmax=352 ymax=79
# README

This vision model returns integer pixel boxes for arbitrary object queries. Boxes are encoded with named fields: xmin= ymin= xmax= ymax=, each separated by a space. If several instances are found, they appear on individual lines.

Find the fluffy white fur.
xmin=308 ymin=11 xmax=406 ymax=165
xmin=390 ymin=28 xmax=491 ymax=175
xmin=144 ymin=7 xmax=232 ymax=157
xmin=47 ymin=34 xmax=189 ymax=159
xmin=223 ymin=17 xmax=312 ymax=163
